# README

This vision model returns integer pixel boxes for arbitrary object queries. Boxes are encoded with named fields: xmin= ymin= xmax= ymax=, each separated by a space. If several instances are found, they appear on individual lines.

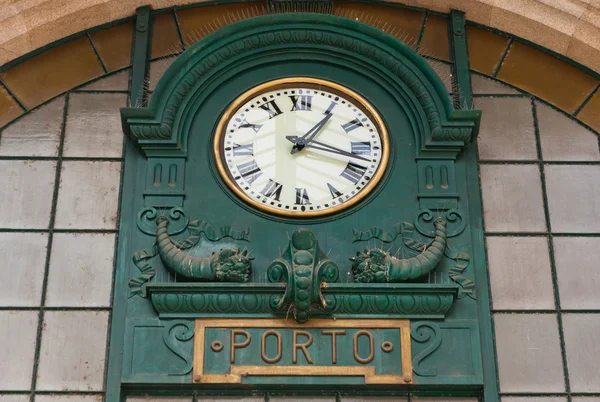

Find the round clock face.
xmin=214 ymin=78 xmax=389 ymax=217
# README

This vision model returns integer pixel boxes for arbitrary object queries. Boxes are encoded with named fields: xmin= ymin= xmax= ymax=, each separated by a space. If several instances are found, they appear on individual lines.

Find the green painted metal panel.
xmin=109 ymin=11 xmax=487 ymax=400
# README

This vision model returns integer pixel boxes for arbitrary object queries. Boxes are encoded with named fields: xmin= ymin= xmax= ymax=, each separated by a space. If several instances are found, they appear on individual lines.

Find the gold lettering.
xmin=230 ymin=329 xmax=251 ymax=364
xmin=353 ymin=330 xmax=374 ymax=364
xmin=292 ymin=330 xmax=314 ymax=364
xmin=322 ymin=330 xmax=346 ymax=364
xmin=261 ymin=330 xmax=282 ymax=364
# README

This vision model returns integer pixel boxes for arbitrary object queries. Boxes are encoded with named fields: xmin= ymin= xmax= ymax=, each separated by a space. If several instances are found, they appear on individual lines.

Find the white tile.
xmin=545 ymin=165 xmax=600 ymax=233
xmin=476 ymin=97 xmax=537 ymax=160
xmin=269 ymin=399 xmax=334 ymax=402
xmin=0 ymin=160 xmax=56 ymax=229
xmin=197 ymin=398 xmax=263 ymax=402
xmin=54 ymin=161 xmax=121 ymax=229
xmin=554 ymin=237 xmax=600 ymax=309
xmin=487 ymin=236 xmax=554 ymax=309
xmin=36 ymin=311 xmax=108 ymax=391
xmin=502 ymin=398 xmax=566 ymax=402
xmin=63 ymin=93 xmax=126 ymax=158
xmin=80 ymin=69 xmax=130 ymax=91
xmin=0 ymin=311 xmax=39 ymax=390
xmin=127 ymin=398 xmax=191 ymax=402
xmin=46 ymin=233 xmax=115 ymax=307
xmin=572 ymin=398 xmax=600 ymax=402
xmin=412 ymin=399 xmax=478 ymax=402
xmin=0 ymin=395 xmax=31 ymax=402
xmin=494 ymin=313 xmax=564 ymax=392
xmin=471 ymin=74 xmax=520 ymax=94
xmin=537 ymin=101 xmax=600 ymax=161
xmin=0 ymin=96 xmax=65 ymax=157
xmin=149 ymin=58 xmax=175 ymax=91
xmin=36 ymin=395 xmax=103 ymax=402
xmin=562 ymin=314 xmax=600 ymax=392
xmin=480 ymin=164 xmax=546 ymax=232
xmin=343 ymin=398 xmax=407 ymax=402
xmin=0 ymin=232 xmax=47 ymax=306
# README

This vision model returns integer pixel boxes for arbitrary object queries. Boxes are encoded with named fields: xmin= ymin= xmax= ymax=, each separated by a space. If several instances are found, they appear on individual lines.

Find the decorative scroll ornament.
xmin=411 ymin=321 xmax=442 ymax=377
xmin=162 ymin=320 xmax=194 ymax=375
xmin=129 ymin=212 xmax=251 ymax=297
xmin=267 ymin=228 xmax=339 ymax=324
xmin=351 ymin=218 xmax=447 ymax=283
xmin=137 ymin=207 xmax=189 ymax=237
xmin=352 ymin=210 xmax=465 ymax=243
xmin=414 ymin=209 xmax=466 ymax=238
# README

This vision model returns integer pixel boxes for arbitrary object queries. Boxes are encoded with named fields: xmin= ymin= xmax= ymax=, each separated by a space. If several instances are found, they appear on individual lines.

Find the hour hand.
xmin=289 ymin=113 xmax=332 ymax=154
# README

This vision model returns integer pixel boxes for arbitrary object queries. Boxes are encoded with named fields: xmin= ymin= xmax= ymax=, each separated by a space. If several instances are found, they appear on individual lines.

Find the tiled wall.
xmin=474 ymin=74 xmax=600 ymax=399
xmin=0 ymin=71 xmax=128 ymax=401
xmin=124 ymin=397 xmax=477 ymax=401
xmin=1 ymin=2 xmax=600 ymax=401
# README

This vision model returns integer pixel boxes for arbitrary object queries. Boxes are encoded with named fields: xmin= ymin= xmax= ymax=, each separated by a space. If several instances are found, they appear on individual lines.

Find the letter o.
xmin=353 ymin=330 xmax=374 ymax=364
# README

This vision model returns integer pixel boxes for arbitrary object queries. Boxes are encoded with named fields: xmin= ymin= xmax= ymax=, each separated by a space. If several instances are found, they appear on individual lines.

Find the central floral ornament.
xmin=267 ymin=228 xmax=339 ymax=323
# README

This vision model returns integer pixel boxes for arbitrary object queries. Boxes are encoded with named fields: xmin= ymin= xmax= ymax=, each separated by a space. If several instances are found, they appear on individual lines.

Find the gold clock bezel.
xmin=213 ymin=77 xmax=390 ymax=218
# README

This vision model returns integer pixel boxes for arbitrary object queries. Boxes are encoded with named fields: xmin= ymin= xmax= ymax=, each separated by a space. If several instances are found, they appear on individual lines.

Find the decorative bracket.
xmin=267 ymin=228 xmax=339 ymax=323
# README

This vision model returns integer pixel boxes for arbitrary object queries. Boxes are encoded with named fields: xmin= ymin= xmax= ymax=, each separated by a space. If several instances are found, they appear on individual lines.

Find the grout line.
xmin=0 ymin=228 xmax=119 ymax=233
xmin=492 ymin=38 xmax=512 ymax=78
xmin=0 ymin=77 xmax=27 ymax=112
xmin=493 ymin=309 xmax=600 ymax=314
xmin=472 ymin=93 xmax=529 ymax=98
xmin=479 ymin=160 xmax=600 ymax=165
xmin=532 ymin=98 xmax=572 ymax=397
xmin=0 ymin=156 xmax=124 ymax=161
xmin=485 ymin=232 xmax=600 ymax=237
xmin=173 ymin=8 xmax=187 ymax=50
xmin=71 ymin=89 xmax=130 ymax=94
xmin=0 ymin=306 xmax=112 ymax=311
xmin=415 ymin=12 xmax=428 ymax=52
xmin=28 ymin=92 xmax=69 ymax=401
xmin=87 ymin=33 xmax=109 ymax=74
xmin=574 ymin=82 xmax=600 ymax=117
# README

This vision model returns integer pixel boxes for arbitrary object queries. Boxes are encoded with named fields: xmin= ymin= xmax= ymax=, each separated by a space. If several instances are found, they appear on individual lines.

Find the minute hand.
xmin=306 ymin=140 xmax=370 ymax=162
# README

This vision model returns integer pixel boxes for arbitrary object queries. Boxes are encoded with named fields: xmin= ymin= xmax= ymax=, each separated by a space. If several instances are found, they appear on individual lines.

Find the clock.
xmin=214 ymin=77 xmax=389 ymax=217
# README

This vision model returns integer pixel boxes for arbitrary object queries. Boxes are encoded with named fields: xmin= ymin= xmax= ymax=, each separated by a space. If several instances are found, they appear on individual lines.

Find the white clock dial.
xmin=214 ymin=78 xmax=389 ymax=217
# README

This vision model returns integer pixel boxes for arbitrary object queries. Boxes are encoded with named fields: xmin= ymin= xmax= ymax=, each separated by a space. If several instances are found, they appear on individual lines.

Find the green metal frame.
xmin=108 ymin=9 xmax=489 ymax=400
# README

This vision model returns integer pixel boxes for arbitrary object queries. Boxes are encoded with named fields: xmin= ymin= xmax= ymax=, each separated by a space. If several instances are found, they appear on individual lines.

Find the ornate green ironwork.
xmin=267 ymin=228 xmax=338 ymax=323
xmin=146 ymin=283 xmax=458 ymax=319
xmin=351 ymin=218 xmax=447 ymax=283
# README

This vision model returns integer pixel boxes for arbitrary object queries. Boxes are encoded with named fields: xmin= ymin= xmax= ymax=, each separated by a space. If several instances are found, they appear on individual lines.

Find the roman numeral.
xmin=295 ymin=188 xmax=311 ymax=205
xmin=327 ymin=183 xmax=343 ymax=198
xmin=239 ymin=119 xmax=262 ymax=133
xmin=340 ymin=162 xmax=367 ymax=184
xmin=351 ymin=141 xmax=371 ymax=156
xmin=260 ymin=179 xmax=283 ymax=201
xmin=341 ymin=118 xmax=363 ymax=133
xmin=232 ymin=143 xmax=254 ymax=157
xmin=324 ymin=101 xmax=337 ymax=115
xmin=290 ymin=95 xmax=312 ymax=111
xmin=236 ymin=160 xmax=262 ymax=185
xmin=259 ymin=100 xmax=283 ymax=119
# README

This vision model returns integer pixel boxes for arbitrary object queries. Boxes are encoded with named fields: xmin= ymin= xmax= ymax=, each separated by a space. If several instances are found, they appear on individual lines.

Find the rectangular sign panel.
xmin=193 ymin=318 xmax=412 ymax=385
